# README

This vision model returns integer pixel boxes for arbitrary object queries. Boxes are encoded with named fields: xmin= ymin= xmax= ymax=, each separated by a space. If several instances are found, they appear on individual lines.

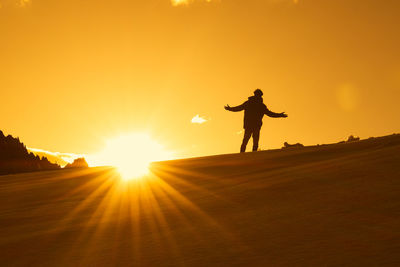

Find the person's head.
xmin=254 ymin=89 xmax=263 ymax=97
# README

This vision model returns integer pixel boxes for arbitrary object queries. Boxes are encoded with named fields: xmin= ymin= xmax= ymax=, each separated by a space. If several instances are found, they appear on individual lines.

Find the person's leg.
xmin=241 ymin=129 xmax=252 ymax=153
xmin=252 ymin=128 xmax=260 ymax=152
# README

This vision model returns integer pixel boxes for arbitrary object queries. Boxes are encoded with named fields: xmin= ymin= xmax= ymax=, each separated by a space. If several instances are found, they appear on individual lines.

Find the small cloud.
xmin=0 ymin=0 xmax=31 ymax=8
xmin=171 ymin=0 xmax=190 ymax=6
xmin=237 ymin=130 xmax=244 ymax=135
xmin=19 ymin=0 xmax=30 ymax=7
xmin=270 ymin=0 xmax=300 ymax=4
xmin=171 ymin=0 xmax=214 ymax=6
xmin=191 ymin=114 xmax=208 ymax=124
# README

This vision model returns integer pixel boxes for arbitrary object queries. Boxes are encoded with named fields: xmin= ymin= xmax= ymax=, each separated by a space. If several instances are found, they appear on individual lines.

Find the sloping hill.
xmin=1 ymin=135 xmax=400 ymax=266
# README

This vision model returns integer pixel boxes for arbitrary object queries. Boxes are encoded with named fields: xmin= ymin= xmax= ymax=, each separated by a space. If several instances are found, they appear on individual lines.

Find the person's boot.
xmin=252 ymin=146 xmax=258 ymax=152
xmin=240 ymin=144 xmax=246 ymax=153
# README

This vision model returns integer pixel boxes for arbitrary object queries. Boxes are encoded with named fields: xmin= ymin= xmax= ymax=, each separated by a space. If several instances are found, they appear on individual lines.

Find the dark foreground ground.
xmin=1 ymin=135 xmax=400 ymax=266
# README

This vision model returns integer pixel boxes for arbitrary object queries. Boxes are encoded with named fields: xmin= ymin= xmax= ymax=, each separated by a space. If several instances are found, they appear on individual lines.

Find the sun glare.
xmin=88 ymin=133 xmax=173 ymax=181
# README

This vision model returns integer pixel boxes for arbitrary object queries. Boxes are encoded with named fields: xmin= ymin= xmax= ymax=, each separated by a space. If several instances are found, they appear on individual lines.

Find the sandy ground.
xmin=1 ymin=135 xmax=400 ymax=266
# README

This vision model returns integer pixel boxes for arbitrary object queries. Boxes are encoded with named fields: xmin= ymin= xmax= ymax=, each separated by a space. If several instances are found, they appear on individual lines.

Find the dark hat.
xmin=254 ymin=89 xmax=263 ymax=97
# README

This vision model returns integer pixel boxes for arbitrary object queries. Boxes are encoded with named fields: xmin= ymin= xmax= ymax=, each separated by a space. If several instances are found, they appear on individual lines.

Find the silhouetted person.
xmin=225 ymin=89 xmax=288 ymax=153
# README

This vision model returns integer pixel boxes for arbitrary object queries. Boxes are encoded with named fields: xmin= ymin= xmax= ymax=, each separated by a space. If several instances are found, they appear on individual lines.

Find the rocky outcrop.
xmin=0 ymin=130 xmax=60 ymax=175
xmin=65 ymin=158 xmax=89 ymax=169
xmin=282 ymin=142 xmax=304 ymax=149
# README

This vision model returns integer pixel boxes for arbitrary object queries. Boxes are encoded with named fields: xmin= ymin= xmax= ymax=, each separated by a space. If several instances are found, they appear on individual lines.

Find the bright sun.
xmin=88 ymin=133 xmax=173 ymax=181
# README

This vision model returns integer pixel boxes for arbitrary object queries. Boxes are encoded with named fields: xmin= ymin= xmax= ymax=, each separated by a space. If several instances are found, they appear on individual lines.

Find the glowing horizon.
xmin=87 ymin=132 xmax=175 ymax=180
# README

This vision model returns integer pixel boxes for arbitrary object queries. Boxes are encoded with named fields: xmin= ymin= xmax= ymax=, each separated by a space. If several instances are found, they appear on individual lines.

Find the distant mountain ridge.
xmin=0 ymin=130 xmax=60 ymax=175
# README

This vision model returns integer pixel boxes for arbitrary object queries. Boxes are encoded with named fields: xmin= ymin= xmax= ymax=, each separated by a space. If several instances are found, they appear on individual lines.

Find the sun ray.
xmin=47 ymin=157 xmax=251 ymax=264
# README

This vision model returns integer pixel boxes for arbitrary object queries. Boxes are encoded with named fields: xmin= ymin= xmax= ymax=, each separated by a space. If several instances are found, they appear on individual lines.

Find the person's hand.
xmin=224 ymin=105 xmax=231 ymax=110
xmin=281 ymin=112 xmax=288 ymax=118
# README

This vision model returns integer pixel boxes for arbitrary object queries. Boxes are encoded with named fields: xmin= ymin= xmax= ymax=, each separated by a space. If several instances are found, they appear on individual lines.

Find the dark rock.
xmin=282 ymin=142 xmax=304 ymax=149
xmin=347 ymin=135 xmax=360 ymax=142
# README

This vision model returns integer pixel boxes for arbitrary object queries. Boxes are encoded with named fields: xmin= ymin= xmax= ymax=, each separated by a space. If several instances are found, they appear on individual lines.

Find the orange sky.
xmin=1 ymin=0 xmax=400 ymax=159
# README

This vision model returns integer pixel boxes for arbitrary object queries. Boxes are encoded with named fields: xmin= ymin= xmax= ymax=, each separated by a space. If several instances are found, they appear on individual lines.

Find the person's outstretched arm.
xmin=224 ymin=103 xmax=245 ymax=112
xmin=264 ymin=106 xmax=288 ymax=118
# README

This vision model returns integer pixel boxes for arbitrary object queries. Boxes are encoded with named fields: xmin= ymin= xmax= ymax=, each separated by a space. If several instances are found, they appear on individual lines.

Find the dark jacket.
xmin=227 ymin=96 xmax=283 ymax=129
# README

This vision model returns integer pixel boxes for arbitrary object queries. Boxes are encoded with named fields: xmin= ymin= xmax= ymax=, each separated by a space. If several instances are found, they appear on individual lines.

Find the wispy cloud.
xmin=271 ymin=0 xmax=300 ymax=4
xmin=0 ymin=0 xmax=31 ymax=8
xmin=171 ymin=0 xmax=213 ymax=7
xmin=171 ymin=0 xmax=189 ymax=6
xmin=19 ymin=0 xmax=30 ymax=7
xmin=171 ymin=0 xmax=299 ymax=6
xmin=191 ymin=114 xmax=208 ymax=124
xmin=28 ymin=147 xmax=83 ymax=167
